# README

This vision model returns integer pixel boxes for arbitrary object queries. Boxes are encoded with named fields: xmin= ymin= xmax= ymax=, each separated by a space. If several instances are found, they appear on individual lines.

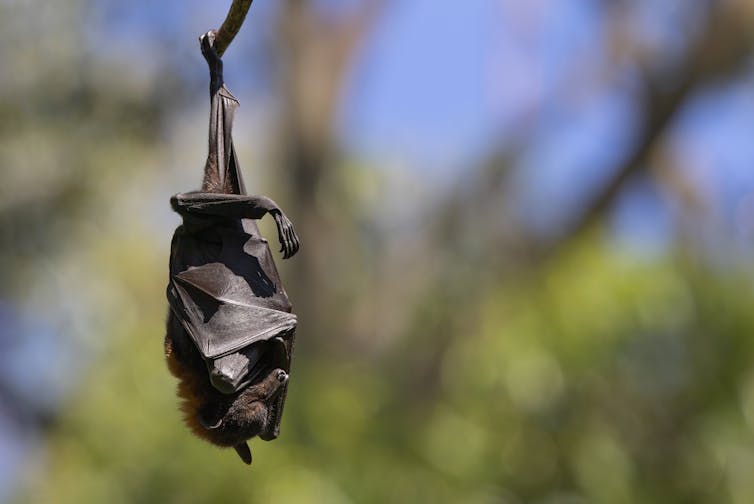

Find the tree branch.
xmin=540 ymin=1 xmax=752 ymax=255
xmin=214 ymin=0 xmax=255 ymax=57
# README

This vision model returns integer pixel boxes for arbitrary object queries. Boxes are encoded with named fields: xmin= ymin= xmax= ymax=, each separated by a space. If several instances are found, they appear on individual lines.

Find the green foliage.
xmin=13 ymin=234 xmax=754 ymax=503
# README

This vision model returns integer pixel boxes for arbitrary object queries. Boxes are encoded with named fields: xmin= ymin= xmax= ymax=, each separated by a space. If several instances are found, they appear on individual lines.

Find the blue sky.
xmin=342 ymin=0 xmax=499 ymax=172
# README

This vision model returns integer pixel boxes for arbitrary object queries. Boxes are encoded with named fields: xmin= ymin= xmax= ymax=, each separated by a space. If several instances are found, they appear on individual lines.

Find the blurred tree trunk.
xmin=274 ymin=0 xmax=385 ymax=351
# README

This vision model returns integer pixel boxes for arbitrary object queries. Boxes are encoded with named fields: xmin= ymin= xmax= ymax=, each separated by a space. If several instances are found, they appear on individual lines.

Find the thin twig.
xmin=214 ymin=0 xmax=255 ymax=57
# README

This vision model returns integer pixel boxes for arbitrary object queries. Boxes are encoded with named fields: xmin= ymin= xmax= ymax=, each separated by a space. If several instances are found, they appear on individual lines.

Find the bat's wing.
xmin=259 ymin=329 xmax=295 ymax=441
xmin=168 ymin=256 xmax=296 ymax=437
xmin=168 ymin=261 xmax=296 ymax=360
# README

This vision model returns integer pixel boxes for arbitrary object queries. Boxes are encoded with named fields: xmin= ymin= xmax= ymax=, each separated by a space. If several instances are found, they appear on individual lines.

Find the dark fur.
xmin=164 ymin=311 xmax=286 ymax=453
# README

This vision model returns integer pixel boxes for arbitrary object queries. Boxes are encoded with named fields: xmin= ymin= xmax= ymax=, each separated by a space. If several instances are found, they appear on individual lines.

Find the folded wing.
xmin=168 ymin=261 xmax=297 ymax=359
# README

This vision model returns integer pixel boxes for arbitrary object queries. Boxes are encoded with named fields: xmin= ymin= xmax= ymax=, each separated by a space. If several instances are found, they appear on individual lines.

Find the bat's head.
xmin=194 ymin=367 xmax=289 ymax=465
xmin=165 ymin=322 xmax=291 ymax=465
xmin=206 ymin=341 xmax=277 ymax=395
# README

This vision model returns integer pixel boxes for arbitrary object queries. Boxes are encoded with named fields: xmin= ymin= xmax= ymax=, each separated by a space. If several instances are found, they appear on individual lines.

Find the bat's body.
xmin=165 ymin=32 xmax=299 ymax=465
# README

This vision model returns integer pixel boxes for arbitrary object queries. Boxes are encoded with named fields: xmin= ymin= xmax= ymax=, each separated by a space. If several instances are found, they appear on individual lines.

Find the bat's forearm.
xmin=171 ymin=192 xmax=278 ymax=220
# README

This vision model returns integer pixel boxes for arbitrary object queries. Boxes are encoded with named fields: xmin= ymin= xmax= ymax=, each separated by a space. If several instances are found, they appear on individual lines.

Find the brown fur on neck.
xmin=164 ymin=332 xmax=222 ymax=444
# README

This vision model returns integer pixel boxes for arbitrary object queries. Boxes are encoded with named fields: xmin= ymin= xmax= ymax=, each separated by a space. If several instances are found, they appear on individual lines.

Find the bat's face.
xmin=165 ymin=316 xmax=289 ymax=464
xmin=206 ymin=341 xmax=279 ymax=394
xmin=195 ymin=367 xmax=288 ymax=464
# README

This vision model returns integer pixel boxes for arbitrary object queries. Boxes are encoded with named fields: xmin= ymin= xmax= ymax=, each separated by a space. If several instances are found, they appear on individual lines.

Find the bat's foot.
xmin=200 ymin=30 xmax=223 ymax=78
xmin=200 ymin=29 xmax=216 ymax=47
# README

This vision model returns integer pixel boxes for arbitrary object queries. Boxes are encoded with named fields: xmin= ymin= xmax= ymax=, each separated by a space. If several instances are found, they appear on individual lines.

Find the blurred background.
xmin=2 ymin=0 xmax=754 ymax=502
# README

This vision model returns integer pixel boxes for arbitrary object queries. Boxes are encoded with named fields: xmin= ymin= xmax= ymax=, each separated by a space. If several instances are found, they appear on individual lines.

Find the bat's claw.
xmin=273 ymin=211 xmax=300 ymax=259
xmin=199 ymin=30 xmax=217 ymax=49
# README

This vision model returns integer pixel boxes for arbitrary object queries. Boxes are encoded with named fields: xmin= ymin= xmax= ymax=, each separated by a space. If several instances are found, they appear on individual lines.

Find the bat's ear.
xmin=197 ymin=407 xmax=223 ymax=430
xmin=234 ymin=442 xmax=252 ymax=465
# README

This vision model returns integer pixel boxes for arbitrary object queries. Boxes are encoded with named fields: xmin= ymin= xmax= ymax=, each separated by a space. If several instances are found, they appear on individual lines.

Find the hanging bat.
xmin=164 ymin=30 xmax=300 ymax=466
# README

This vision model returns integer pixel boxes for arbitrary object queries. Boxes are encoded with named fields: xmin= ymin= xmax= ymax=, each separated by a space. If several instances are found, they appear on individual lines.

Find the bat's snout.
xmin=207 ymin=344 xmax=268 ymax=394
xmin=208 ymin=351 xmax=252 ymax=394
xmin=209 ymin=366 xmax=241 ymax=394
